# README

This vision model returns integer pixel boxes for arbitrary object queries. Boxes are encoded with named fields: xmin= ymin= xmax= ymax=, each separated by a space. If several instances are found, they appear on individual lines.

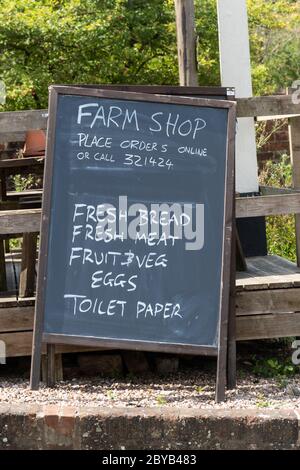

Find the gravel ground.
xmin=1 ymin=371 xmax=300 ymax=409
xmin=1 ymin=341 xmax=299 ymax=409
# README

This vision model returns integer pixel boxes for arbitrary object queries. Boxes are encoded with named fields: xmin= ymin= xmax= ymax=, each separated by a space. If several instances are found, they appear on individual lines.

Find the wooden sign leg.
xmin=30 ymin=320 xmax=43 ymax=390
xmin=227 ymin=155 xmax=238 ymax=389
xmin=227 ymin=223 xmax=237 ymax=389
xmin=216 ymin=166 xmax=235 ymax=402
xmin=46 ymin=343 xmax=56 ymax=387
xmin=216 ymin=342 xmax=227 ymax=402
xmin=30 ymin=352 xmax=42 ymax=389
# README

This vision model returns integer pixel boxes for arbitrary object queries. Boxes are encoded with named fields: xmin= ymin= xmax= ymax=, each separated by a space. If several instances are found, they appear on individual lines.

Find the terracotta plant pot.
xmin=23 ymin=130 xmax=46 ymax=157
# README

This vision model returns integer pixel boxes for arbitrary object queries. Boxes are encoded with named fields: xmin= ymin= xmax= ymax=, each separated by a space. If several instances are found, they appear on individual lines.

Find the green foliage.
xmin=259 ymin=154 xmax=292 ymax=187
xmin=12 ymin=174 xmax=41 ymax=191
xmin=256 ymin=119 xmax=287 ymax=151
xmin=0 ymin=0 xmax=299 ymax=111
xmin=194 ymin=0 xmax=220 ymax=86
xmin=156 ymin=394 xmax=167 ymax=405
xmin=247 ymin=0 xmax=300 ymax=94
xmin=256 ymin=393 xmax=270 ymax=408
xmin=9 ymin=238 xmax=22 ymax=250
xmin=259 ymin=155 xmax=296 ymax=262
xmin=0 ymin=0 xmax=177 ymax=110
xmin=252 ymin=356 xmax=296 ymax=378
xmin=266 ymin=214 xmax=296 ymax=262
xmin=106 ymin=389 xmax=115 ymax=400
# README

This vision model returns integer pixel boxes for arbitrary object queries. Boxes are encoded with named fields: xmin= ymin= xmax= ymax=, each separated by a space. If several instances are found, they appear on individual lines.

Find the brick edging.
xmin=0 ymin=404 xmax=298 ymax=450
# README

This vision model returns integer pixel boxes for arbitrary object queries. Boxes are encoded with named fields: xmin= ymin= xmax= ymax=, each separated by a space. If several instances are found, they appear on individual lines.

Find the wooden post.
xmin=42 ymin=352 xmax=63 ymax=383
xmin=0 ymin=238 xmax=7 ymax=292
xmin=174 ymin=0 xmax=198 ymax=86
xmin=4 ymin=239 xmax=10 ymax=253
xmin=0 ymin=170 xmax=8 ymax=293
xmin=46 ymin=344 xmax=56 ymax=387
xmin=289 ymin=115 xmax=300 ymax=267
xmin=19 ymin=232 xmax=38 ymax=297
xmin=0 ymin=169 xmax=7 ymax=201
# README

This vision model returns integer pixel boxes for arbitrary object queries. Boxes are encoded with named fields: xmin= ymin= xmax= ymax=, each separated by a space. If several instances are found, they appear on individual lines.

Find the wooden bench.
xmin=236 ymin=255 xmax=300 ymax=340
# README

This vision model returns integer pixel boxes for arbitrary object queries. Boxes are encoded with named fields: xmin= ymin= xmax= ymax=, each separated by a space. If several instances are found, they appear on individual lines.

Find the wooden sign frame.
xmin=30 ymin=86 xmax=236 ymax=402
xmin=95 ymin=85 xmax=238 ymax=391
xmin=69 ymin=84 xmax=235 ymax=100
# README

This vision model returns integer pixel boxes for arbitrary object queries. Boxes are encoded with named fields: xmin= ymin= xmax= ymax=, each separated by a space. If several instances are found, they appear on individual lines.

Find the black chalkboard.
xmin=30 ymin=86 xmax=236 ymax=401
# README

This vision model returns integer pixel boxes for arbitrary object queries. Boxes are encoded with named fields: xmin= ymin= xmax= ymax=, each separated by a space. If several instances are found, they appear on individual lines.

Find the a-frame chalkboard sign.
xmin=30 ymin=86 xmax=236 ymax=402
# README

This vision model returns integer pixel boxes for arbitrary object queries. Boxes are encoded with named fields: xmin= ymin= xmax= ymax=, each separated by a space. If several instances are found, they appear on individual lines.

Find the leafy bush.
xmin=259 ymin=155 xmax=296 ymax=262
xmin=0 ymin=0 xmax=299 ymax=111
xmin=253 ymin=356 xmax=296 ymax=378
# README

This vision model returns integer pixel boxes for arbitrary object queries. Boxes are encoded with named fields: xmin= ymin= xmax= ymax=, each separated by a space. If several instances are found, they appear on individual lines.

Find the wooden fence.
xmin=1 ymin=92 xmax=300 ymax=357
xmin=1 ymin=94 xmax=300 ymax=223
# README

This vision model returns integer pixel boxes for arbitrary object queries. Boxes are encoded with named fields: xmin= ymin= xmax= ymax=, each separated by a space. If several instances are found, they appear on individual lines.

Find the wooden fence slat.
xmin=0 ymin=96 xmax=300 ymax=143
xmin=0 ymin=208 xmax=41 ymax=234
xmin=236 ymin=193 xmax=300 ymax=218
xmin=0 ymin=109 xmax=47 ymax=134
xmin=236 ymin=288 xmax=300 ymax=316
xmin=236 ymin=312 xmax=300 ymax=340
xmin=0 ymin=132 xmax=26 ymax=144
xmin=0 ymin=157 xmax=44 ymax=169
xmin=0 ymin=306 xmax=34 ymax=332
xmin=0 ymin=331 xmax=108 ymax=357
xmin=2 ymin=194 xmax=300 ymax=235
xmin=0 ymin=296 xmax=35 ymax=308
xmin=236 ymin=95 xmax=300 ymax=118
